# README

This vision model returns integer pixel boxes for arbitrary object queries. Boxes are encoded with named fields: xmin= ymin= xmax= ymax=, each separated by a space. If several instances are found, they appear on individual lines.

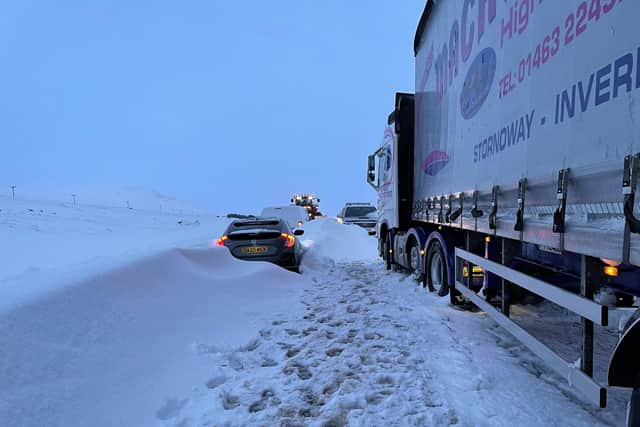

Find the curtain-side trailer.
xmin=367 ymin=1 xmax=640 ymax=424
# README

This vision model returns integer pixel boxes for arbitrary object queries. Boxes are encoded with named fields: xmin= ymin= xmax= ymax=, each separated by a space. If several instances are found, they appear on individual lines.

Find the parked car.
xmin=260 ymin=206 xmax=308 ymax=229
xmin=215 ymin=218 xmax=304 ymax=272
xmin=337 ymin=202 xmax=377 ymax=235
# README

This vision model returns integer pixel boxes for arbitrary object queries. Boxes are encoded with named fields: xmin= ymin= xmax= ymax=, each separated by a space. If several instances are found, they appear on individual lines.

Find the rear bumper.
xmin=230 ymin=251 xmax=298 ymax=270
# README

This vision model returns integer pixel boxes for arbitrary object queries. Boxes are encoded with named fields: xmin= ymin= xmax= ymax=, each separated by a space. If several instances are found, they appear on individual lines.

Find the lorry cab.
xmin=367 ymin=93 xmax=415 ymax=260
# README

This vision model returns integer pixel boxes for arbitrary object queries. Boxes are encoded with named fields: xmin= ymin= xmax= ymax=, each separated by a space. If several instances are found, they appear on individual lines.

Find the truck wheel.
xmin=409 ymin=244 xmax=423 ymax=281
xmin=383 ymin=237 xmax=392 ymax=270
xmin=628 ymin=387 xmax=640 ymax=427
xmin=426 ymin=241 xmax=449 ymax=297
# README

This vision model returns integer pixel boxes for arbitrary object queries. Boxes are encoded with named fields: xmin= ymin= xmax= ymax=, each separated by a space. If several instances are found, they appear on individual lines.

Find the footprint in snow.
xmin=156 ymin=398 xmax=189 ymax=420
xmin=325 ymin=347 xmax=344 ymax=357
xmin=205 ymin=375 xmax=227 ymax=389
xmin=261 ymin=358 xmax=278 ymax=367
xmin=220 ymin=391 xmax=240 ymax=410
xmin=302 ymin=326 xmax=317 ymax=336
xmin=241 ymin=339 xmax=260 ymax=352
xmin=282 ymin=362 xmax=313 ymax=380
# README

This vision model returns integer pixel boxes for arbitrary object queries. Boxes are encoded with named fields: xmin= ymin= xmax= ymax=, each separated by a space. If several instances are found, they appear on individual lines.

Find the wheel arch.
xmin=424 ymin=229 xmax=464 ymax=287
xmin=609 ymin=309 xmax=640 ymax=388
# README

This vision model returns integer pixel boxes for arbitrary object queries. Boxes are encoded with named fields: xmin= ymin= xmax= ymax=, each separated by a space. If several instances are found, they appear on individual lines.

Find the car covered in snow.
xmin=260 ymin=206 xmax=308 ymax=229
xmin=337 ymin=202 xmax=377 ymax=235
xmin=216 ymin=218 xmax=304 ymax=272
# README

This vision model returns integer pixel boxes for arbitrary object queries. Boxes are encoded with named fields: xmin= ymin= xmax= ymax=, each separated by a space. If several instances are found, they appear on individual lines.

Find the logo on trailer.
xmin=422 ymin=150 xmax=449 ymax=176
xmin=460 ymin=47 xmax=496 ymax=120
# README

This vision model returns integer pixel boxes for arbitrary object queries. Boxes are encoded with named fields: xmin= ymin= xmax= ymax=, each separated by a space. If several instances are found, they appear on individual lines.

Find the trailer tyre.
xmin=628 ymin=387 xmax=640 ymax=427
xmin=426 ymin=241 xmax=449 ymax=297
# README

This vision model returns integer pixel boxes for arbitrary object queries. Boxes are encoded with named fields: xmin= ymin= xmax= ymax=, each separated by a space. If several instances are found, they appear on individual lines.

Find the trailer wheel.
xmin=426 ymin=241 xmax=449 ymax=297
xmin=628 ymin=387 xmax=640 ymax=427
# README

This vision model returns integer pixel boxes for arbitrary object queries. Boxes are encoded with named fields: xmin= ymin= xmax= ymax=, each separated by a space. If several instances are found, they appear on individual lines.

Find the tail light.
xmin=215 ymin=235 xmax=228 ymax=246
xmin=280 ymin=233 xmax=295 ymax=248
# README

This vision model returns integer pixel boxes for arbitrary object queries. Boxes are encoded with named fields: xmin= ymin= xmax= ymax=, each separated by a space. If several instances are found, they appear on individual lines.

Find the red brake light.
xmin=280 ymin=233 xmax=295 ymax=248
xmin=215 ymin=235 xmax=228 ymax=246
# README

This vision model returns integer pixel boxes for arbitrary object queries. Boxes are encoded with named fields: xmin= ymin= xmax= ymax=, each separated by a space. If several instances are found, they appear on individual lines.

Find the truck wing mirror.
xmin=367 ymin=154 xmax=377 ymax=187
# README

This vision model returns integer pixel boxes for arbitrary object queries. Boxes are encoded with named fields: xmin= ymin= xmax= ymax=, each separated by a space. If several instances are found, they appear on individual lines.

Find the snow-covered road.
xmin=171 ymin=256 xmax=624 ymax=427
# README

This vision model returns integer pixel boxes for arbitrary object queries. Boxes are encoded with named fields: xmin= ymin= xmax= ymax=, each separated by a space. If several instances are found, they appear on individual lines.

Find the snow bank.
xmin=0 ymin=196 xmax=227 ymax=312
xmin=299 ymin=218 xmax=378 ymax=264
xmin=0 ymin=247 xmax=309 ymax=427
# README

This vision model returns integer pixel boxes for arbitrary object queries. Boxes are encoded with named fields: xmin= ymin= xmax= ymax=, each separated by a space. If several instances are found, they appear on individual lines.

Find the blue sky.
xmin=1 ymin=1 xmax=423 ymax=215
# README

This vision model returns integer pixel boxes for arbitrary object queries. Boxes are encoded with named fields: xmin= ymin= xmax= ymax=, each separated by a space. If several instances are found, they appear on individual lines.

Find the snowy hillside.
xmin=0 ymin=206 xmax=629 ymax=427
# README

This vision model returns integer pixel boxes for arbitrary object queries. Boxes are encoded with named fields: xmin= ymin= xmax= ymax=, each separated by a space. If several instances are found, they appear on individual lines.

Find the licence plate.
xmin=242 ymin=246 xmax=268 ymax=254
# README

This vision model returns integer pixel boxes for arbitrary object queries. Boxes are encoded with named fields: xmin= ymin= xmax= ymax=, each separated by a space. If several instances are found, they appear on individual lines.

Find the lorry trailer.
xmin=367 ymin=1 xmax=640 ymax=424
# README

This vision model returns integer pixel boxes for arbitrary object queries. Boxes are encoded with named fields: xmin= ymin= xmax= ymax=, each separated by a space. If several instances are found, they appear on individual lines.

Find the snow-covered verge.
xmin=0 ymin=195 xmax=227 ymax=311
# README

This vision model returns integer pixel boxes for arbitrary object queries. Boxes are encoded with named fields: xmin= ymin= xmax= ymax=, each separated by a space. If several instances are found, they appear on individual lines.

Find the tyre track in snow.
xmin=169 ymin=260 xmax=620 ymax=427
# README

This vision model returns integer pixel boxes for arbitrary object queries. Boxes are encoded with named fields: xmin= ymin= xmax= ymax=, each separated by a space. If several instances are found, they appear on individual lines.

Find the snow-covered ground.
xmin=0 ymin=193 xmax=225 ymax=311
xmin=0 ymin=202 xmax=629 ymax=426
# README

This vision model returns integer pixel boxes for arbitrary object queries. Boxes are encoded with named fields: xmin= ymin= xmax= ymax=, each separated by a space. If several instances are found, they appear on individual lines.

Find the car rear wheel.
xmin=426 ymin=241 xmax=449 ymax=297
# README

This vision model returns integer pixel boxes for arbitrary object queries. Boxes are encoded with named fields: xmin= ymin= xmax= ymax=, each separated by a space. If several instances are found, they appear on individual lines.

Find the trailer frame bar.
xmin=454 ymin=247 xmax=608 ymax=408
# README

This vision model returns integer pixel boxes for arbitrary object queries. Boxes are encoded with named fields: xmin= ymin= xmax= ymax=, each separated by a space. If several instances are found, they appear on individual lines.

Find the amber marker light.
xmin=603 ymin=266 xmax=619 ymax=277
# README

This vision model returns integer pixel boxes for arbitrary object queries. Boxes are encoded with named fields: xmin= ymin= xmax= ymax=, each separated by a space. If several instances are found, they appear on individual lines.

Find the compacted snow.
xmin=0 ymin=203 xmax=629 ymax=426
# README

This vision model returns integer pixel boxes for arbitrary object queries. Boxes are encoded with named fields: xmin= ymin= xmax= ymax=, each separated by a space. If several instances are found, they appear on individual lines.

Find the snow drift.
xmin=0 ymin=247 xmax=309 ymax=427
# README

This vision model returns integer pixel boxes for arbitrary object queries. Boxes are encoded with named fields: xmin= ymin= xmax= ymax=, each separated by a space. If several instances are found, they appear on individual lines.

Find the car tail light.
xmin=215 ymin=235 xmax=228 ymax=246
xmin=280 ymin=233 xmax=295 ymax=248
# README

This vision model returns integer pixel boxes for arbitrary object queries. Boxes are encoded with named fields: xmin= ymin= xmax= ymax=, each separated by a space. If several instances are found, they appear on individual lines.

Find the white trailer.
xmin=367 ymin=1 xmax=640 ymax=424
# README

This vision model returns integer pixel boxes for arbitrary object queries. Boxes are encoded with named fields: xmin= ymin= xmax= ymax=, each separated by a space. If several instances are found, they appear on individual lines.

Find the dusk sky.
xmin=1 ymin=1 xmax=423 ymax=215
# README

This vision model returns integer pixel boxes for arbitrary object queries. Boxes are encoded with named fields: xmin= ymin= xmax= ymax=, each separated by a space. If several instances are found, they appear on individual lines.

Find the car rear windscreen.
xmin=228 ymin=228 xmax=281 ymax=240
xmin=228 ymin=220 xmax=282 ymax=240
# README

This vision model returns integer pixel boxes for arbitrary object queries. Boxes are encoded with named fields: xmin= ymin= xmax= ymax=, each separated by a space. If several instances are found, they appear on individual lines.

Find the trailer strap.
xmin=553 ymin=169 xmax=569 ymax=234
xmin=514 ymin=178 xmax=527 ymax=233
xmin=449 ymin=194 xmax=463 ymax=223
xmin=444 ymin=194 xmax=452 ymax=223
xmin=471 ymin=190 xmax=483 ymax=218
xmin=488 ymin=186 xmax=499 ymax=231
